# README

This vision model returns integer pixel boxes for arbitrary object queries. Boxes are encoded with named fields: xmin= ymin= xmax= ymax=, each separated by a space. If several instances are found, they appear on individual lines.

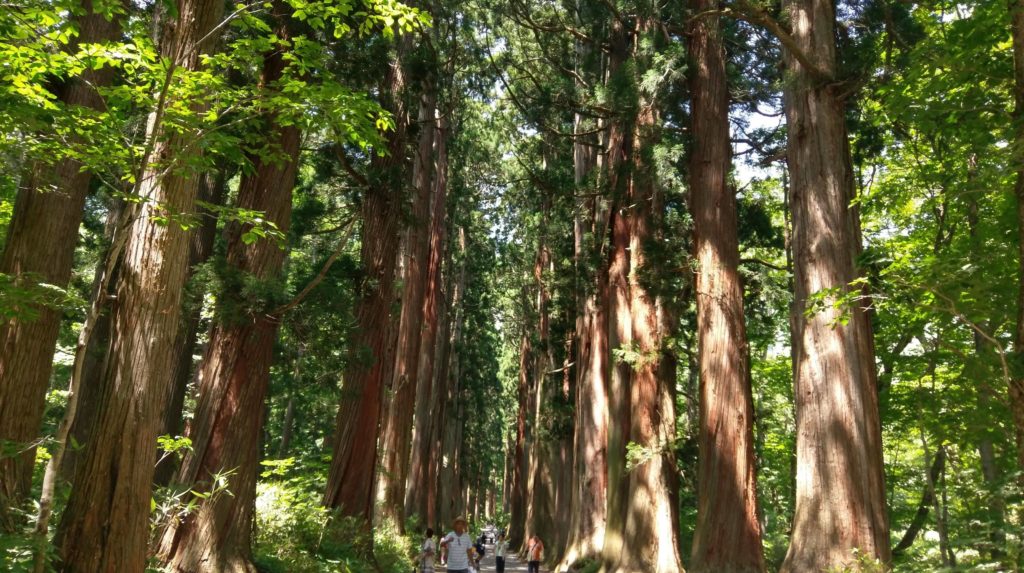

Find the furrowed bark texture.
xmin=324 ymin=51 xmax=408 ymax=522
xmin=406 ymin=114 xmax=449 ymax=525
xmin=156 ymin=170 xmax=226 ymax=485
xmin=601 ymin=18 xmax=634 ymax=569
xmin=55 ymin=0 xmax=225 ymax=568
xmin=613 ymin=71 xmax=684 ymax=573
xmin=563 ymin=115 xmax=607 ymax=567
xmin=780 ymin=0 xmax=890 ymax=570
xmin=0 ymin=1 xmax=122 ymax=527
xmin=158 ymin=24 xmax=300 ymax=570
xmin=508 ymin=329 xmax=531 ymax=549
xmin=688 ymin=3 xmax=765 ymax=571
xmin=379 ymin=86 xmax=435 ymax=528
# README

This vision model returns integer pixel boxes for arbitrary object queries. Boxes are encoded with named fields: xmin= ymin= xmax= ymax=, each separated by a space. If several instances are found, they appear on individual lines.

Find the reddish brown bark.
xmin=406 ymin=114 xmax=450 ymax=524
xmin=780 ymin=0 xmax=890 ymax=569
xmin=157 ymin=24 xmax=300 ymax=570
xmin=688 ymin=3 xmax=765 ymax=571
xmin=613 ymin=70 xmax=684 ymax=573
xmin=601 ymin=18 xmax=634 ymax=566
xmin=508 ymin=328 xmax=531 ymax=548
xmin=156 ymin=170 xmax=226 ymax=485
xmin=378 ymin=86 xmax=436 ymax=528
xmin=0 ymin=1 xmax=122 ymax=528
xmin=54 ymin=0 xmax=225 ymax=567
xmin=324 ymin=51 xmax=408 ymax=523
xmin=60 ymin=200 xmax=123 ymax=484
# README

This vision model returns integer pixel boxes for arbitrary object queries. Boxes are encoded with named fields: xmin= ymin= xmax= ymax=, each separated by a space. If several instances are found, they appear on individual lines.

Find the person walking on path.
xmin=440 ymin=516 xmax=474 ymax=573
xmin=525 ymin=534 xmax=544 ymax=573
xmin=494 ymin=532 xmax=508 ymax=573
xmin=417 ymin=527 xmax=436 ymax=573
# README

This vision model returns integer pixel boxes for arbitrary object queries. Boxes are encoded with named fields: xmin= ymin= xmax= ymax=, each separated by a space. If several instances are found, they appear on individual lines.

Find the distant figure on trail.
xmin=526 ymin=534 xmax=544 ymax=573
xmin=474 ymin=534 xmax=486 ymax=568
xmin=495 ymin=532 xmax=509 ymax=573
xmin=440 ymin=515 xmax=474 ymax=573
xmin=417 ymin=527 xmax=436 ymax=573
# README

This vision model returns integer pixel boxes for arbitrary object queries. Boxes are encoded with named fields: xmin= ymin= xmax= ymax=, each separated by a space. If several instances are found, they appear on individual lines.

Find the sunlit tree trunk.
xmin=564 ymin=112 xmax=607 ymax=567
xmin=55 ymin=0 xmax=226 ymax=567
xmin=780 ymin=0 xmax=890 ymax=570
xmin=324 ymin=47 xmax=409 ymax=523
xmin=688 ymin=3 xmax=765 ymax=571
xmin=378 ymin=85 xmax=435 ymax=529
xmin=0 ymin=1 xmax=122 ymax=528
xmin=407 ymin=114 xmax=450 ymax=524
xmin=157 ymin=19 xmax=300 ymax=569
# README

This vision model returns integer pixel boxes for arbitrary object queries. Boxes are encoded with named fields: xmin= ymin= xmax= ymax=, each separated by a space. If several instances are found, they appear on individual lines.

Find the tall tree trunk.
xmin=780 ymin=0 xmax=890 ymax=570
xmin=688 ymin=4 xmax=764 ymax=571
xmin=1007 ymin=0 xmax=1024 ymax=480
xmin=407 ymin=113 xmax=450 ymax=523
xmin=379 ymin=85 xmax=436 ymax=529
xmin=601 ymin=19 xmax=635 ymax=569
xmin=157 ymin=20 xmax=300 ymax=570
xmin=564 ymin=124 xmax=607 ymax=567
xmin=433 ymin=230 xmax=465 ymax=530
xmin=324 ymin=49 xmax=408 ymax=523
xmin=0 ymin=1 xmax=122 ymax=528
xmin=59 ymin=198 xmax=123 ymax=483
xmin=508 ymin=329 xmax=531 ymax=549
xmin=54 ymin=0 xmax=226 ymax=567
xmin=613 ymin=60 xmax=684 ymax=572
xmin=155 ymin=170 xmax=227 ymax=485
xmin=892 ymin=444 xmax=945 ymax=555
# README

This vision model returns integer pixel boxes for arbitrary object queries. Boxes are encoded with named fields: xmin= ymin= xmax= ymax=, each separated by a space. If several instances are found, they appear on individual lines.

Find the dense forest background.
xmin=2 ymin=0 xmax=1024 ymax=572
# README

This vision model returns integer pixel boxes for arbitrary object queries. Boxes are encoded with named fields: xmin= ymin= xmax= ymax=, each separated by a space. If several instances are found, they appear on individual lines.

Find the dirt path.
xmin=438 ymin=543 xmax=547 ymax=572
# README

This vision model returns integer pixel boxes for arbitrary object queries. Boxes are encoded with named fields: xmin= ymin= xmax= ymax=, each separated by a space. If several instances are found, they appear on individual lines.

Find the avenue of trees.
xmin=1 ymin=0 xmax=1023 ymax=572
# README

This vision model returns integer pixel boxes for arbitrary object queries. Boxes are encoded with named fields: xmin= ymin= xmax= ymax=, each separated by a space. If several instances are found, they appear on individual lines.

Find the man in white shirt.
xmin=440 ymin=515 xmax=474 ymax=573
xmin=495 ymin=532 xmax=509 ymax=573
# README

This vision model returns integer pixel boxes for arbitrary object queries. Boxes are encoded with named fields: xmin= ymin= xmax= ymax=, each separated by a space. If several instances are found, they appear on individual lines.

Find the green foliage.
xmin=252 ymin=459 xmax=416 ymax=573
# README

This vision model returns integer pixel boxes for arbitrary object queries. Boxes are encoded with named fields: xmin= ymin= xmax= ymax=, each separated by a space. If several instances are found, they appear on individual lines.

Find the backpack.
xmin=475 ymin=542 xmax=485 ymax=558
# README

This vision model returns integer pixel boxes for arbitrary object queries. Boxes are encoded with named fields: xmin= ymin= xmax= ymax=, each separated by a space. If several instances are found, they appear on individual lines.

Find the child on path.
xmin=417 ymin=528 xmax=436 ymax=573
xmin=526 ymin=534 xmax=544 ymax=573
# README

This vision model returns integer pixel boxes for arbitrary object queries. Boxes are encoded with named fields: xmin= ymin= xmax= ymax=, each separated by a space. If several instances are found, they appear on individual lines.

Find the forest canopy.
xmin=1 ymin=0 xmax=1024 ymax=572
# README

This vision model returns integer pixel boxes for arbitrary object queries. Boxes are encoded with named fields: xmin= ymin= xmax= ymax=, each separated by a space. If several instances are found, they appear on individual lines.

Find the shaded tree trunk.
xmin=157 ymin=20 xmax=300 ymax=570
xmin=601 ymin=19 xmax=635 ymax=568
xmin=378 ymin=85 xmax=436 ymax=529
xmin=0 ymin=1 xmax=122 ymax=529
xmin=780 ymin=0 xmax=890 ymax=570
xmin=508 ymin=328 xmax=531 ymax=549
xmin=1008 ymin=0 xmax=1024 ymax=480
xmin=406 ymin=113 xmax=450 ymax=524
xmin=324 ymin=49 xmax=409 ymax=523
xmin=60 ymin=199 xmax=123 ymax=483
xmin=55 ymin=0 xmax=226 ymax=567
xmin=892 ymin=445 xmax=945 ymax=555
xmin=156 ymin=170 xmax=226 ymax=485
xmin=688 ymin=3 xmax=764 ymax=571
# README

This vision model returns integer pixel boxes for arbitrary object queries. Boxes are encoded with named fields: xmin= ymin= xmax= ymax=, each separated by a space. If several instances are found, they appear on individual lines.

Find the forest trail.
xmin=438 ymin=542 xmax=548 ymax=572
